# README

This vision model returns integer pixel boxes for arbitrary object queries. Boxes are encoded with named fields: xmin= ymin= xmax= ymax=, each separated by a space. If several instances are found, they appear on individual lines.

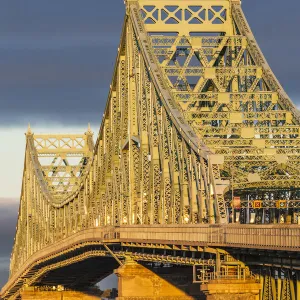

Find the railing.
xmin=117 ymin=224 xmax=300 ymax=250
xmin=223 ymin=226 xmax=300 ymax=249
xmin=196 ymin=270 xmax=259 ymax=283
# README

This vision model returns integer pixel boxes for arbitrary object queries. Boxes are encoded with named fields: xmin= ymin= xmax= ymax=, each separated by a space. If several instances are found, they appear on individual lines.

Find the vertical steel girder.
xmin=260 ymin=269 xmax=297 ymax=300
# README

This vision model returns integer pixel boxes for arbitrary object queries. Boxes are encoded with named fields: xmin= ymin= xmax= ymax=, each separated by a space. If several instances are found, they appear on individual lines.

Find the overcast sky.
xmin=1 ymin=0 xmax=300 ymax=289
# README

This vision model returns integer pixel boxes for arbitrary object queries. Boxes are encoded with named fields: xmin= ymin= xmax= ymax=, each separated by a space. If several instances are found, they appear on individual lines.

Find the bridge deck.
xmin=118 ymin=225 xmax=300 ymax=251
xmin=2 ymin=225 xmax=299 ymax=299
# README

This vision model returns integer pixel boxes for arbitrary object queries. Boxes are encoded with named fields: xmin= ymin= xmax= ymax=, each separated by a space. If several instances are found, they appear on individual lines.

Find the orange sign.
xmin=253 ymin=200 xmax=262 ymax=209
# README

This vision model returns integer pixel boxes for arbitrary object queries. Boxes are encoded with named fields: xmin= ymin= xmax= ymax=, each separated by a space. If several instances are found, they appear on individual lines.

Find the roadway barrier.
xmin=117 ymin=224 xmax=300 ymax=250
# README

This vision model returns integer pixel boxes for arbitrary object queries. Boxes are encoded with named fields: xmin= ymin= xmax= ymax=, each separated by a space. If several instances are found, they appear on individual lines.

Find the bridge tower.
xmin=1 ymin=0 xmax=300 ymax=299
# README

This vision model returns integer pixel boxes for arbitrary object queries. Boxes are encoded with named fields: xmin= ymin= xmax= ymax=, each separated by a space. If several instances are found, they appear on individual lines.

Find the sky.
xmin=0 ymin=0 xmax=300 ymax=289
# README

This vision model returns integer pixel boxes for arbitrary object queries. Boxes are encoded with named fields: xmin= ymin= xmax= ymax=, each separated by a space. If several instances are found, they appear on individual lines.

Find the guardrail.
xmin=117 ymin=224 xmax=300 ymax=250
xmin=194 ymin=269 xmax=259 ymax=284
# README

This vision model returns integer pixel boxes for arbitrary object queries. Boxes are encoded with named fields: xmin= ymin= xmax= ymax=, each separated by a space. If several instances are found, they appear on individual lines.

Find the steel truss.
xmin=4 ymin=1 xmax=300 ymax=299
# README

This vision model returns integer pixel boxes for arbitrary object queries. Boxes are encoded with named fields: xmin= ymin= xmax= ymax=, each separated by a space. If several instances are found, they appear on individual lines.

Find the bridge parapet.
xmin=118 ymin=224 xmax=300 ymax=251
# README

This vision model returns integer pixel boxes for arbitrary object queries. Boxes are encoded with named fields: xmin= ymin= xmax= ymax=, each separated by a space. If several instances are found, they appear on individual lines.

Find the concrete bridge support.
xmin=114 ymin=258 xmax=261 ymax=300
xmin=200 ymin=280 xmax=261 ymax=300
xmin=114 ymin=258 xmax=196 ymax=299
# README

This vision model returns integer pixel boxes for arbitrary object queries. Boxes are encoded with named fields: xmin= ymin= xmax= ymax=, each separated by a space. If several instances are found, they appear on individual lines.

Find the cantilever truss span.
xmin=4 ymin=0 xmax=300 ymax=298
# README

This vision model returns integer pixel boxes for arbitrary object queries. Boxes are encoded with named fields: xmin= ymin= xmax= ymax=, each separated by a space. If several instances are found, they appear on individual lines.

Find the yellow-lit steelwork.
xmin=2 ymin=1 xmax=300 ymax=299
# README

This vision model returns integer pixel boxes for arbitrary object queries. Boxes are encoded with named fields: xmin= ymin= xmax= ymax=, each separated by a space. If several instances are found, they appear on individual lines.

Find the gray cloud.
xmin=0 ymin=0 xmax=123 ymax=126
xmin=0 ymin=199 xmax=18 ymax=288
xmin=0 ymin=0 xmax=123 ymax=37
xmin=243 ymin=0 xmax=300 ymax=100
xmin=0 ymin=0 xmax=299 ymax=127
xmin=0 ymin=257 xmax=10 ymax=289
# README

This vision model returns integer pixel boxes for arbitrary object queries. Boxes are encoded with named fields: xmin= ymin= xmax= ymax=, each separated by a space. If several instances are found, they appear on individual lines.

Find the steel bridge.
xmin=1 ymin=0 xmax=300 ymax=299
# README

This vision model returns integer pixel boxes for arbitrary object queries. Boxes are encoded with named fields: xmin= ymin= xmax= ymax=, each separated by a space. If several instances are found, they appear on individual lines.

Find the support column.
xmin=114 ymin=257 xmax=194 ymax=299
xmin=290 ymin=271 xmax=296 ymax=300
xmin=277 ymin=275 xmax=282 ymax=300
xmin=200 ymin=279 xmax=261 ymax=300
xmin=271 ymin=275 xmax=277 ymax=299
xmin=297 ymin=272 xmax=300 ymax=300
xmin=259 ymin=274 xmax=264 ymax=300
